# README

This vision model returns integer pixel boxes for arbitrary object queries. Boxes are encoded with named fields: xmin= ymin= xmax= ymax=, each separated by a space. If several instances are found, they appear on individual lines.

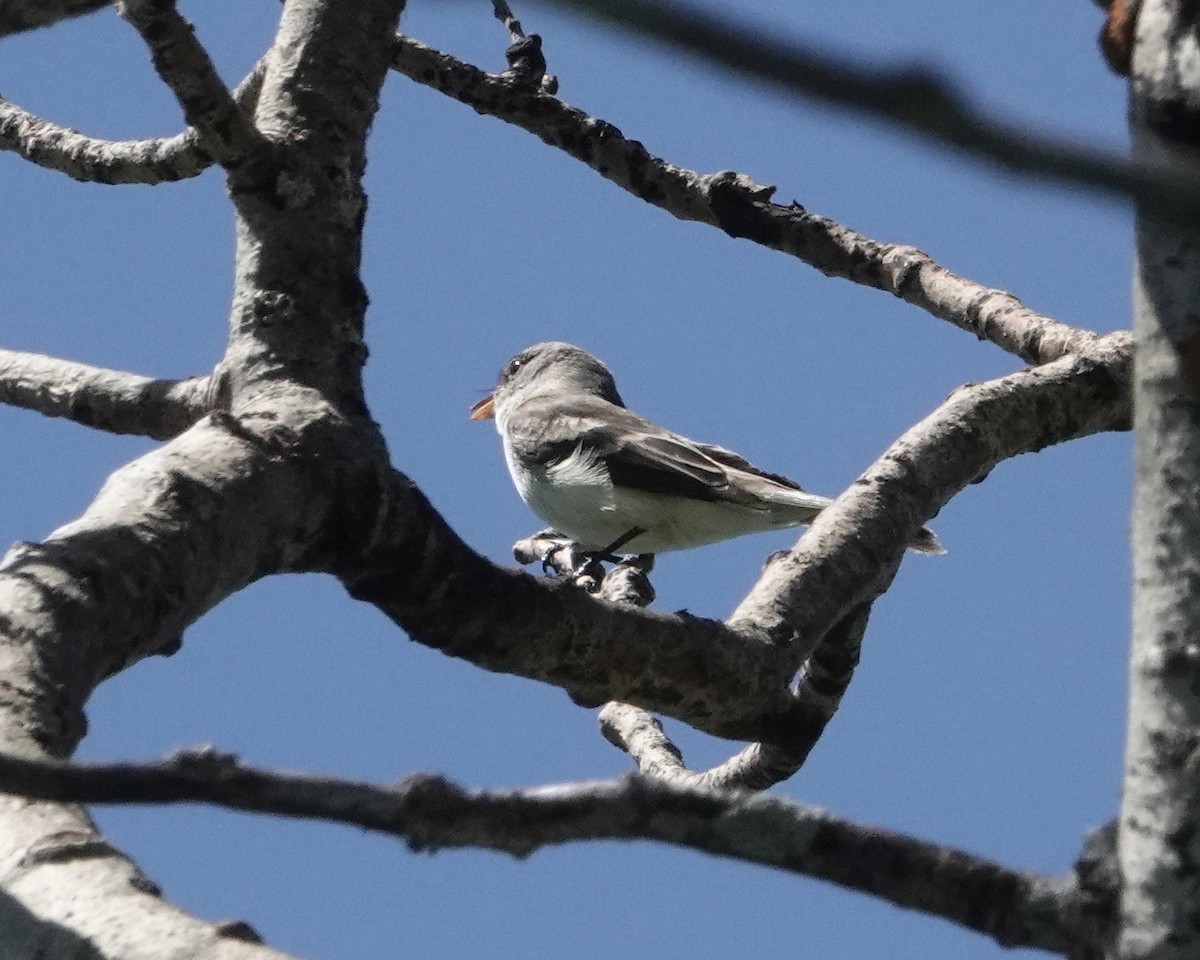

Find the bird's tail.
xmin=766 ymin=484 xmax=944 ymax=554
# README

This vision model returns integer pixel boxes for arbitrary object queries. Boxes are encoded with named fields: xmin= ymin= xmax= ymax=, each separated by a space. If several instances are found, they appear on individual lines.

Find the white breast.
xmin=500 ymin=433 xmax=631 ymax=550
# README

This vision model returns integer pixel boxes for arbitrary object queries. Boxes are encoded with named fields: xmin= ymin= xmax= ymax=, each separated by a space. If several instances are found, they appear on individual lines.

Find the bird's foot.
xmin=512 ymin=529 xmax=652 ymax=589
xmin=512 ymin=529 xmax=576 ymax=573
xmin=616 ymin=552 xmax=654 ymax=573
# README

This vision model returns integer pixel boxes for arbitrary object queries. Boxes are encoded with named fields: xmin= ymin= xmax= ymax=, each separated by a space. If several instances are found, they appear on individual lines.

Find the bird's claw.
xmin=516 ymin=529 xmax=653 ymax=582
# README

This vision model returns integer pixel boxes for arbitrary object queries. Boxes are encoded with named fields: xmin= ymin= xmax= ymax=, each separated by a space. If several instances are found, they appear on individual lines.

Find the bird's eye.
xmin=505 ymin=357 xmax=525 ymax=377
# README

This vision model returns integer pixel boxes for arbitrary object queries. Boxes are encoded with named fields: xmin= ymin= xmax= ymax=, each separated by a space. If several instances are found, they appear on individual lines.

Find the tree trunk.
xmin=1122 ymin=3 xmax=1200 ymax=957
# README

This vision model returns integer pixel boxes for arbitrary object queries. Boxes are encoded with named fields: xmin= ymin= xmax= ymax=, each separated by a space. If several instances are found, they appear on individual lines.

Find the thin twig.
xmin=545 ymin=0 xmax=1200 ymax=216
xmin=0 ymin=60 xmax=266 ymax=184
xmin=491 ymin=0 xmax=525 ymax=43
xmin=490 ymin=0 xmax=558 ymax=92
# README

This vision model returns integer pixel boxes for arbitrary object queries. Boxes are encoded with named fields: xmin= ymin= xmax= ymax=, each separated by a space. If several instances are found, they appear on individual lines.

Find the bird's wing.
xmin=510 ymin=396 xmax=812 ymax=510
xmin=691 ymin=440 xmax=806 ymax=491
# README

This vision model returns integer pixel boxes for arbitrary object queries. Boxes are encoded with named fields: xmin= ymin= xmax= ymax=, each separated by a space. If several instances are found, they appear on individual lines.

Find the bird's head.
xmin=470 ymin=341 xmax=624 ymax=421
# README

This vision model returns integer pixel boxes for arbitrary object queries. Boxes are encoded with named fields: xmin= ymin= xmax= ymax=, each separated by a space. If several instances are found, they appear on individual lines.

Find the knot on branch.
xmin=168 ymin=744 xmax=242 ymax=779
xmin=502 ymin=35 xmax=558 ymax=94
xmin=705 ymin=170 xmax=780 ymax=243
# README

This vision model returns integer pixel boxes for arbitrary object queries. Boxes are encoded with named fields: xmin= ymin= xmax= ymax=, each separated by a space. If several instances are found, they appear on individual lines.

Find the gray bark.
xmin=1120 ymin=3 xmax=1200 ymax=957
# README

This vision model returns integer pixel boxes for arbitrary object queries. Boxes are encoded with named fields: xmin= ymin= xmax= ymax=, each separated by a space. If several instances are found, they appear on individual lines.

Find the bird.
xmin=470 ymin=341 xmax=943 ymax=560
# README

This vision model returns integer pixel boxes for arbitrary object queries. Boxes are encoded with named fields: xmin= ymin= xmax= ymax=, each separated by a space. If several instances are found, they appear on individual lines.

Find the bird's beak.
xmin=469 ymin=395 xmax=495 ymax=420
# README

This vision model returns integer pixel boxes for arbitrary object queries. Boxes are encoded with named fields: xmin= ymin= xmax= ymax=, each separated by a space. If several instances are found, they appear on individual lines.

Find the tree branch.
xmin=600 ymin=606 xmax=873 ymax=789
xmin=0 ymin=3 xmax=409 ymax=955
xmin=117 ymin=0 xmax=265 ymax=170
xmin=0 ymin=415 xmax=354 ymax=754
xmin=0 ymin=747 xmax=1084 ymax=954
xmin=0 ymin=60 xmax=265 ymax=184
xmin=0 ymin=411 xmax=380 ymax=957
xmin=0 ymin=0 xmax=106 ymax=37
xmin=730 ymin=335 xmax=1132 ymax=659
xmin=518 ymin=536 xmax=857 ymax=788
xmin=545 ymin=0 xmax=1200 ymax=216
xmin=0 ymin=348 xmax=210 ymax=438
xmin=391 ymin=35 xmax=1103 ymax=366
xmin=345 ymin=492 xmax=799 ymax=742
xmin=1119 ymin=3 xmax=1200 ymax=953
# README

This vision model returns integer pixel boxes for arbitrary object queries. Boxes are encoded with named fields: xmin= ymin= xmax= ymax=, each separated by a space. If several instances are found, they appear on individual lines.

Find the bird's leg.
xmin=589 ymin=526 xmax=645 ymax=564
xmin=541 ymin=539 xmax=572 ymax=575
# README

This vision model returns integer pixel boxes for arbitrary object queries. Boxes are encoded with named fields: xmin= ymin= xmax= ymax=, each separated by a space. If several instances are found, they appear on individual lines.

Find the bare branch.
xmin=117 ymin=0 xmax=265 ymax=170
xmin=601 ymin=605 xmax=870 ymax=789
xmin=589 ymin=550 xmax=871 ymax=790
xmin=599 ymin=702 xmax=825 ymax=789
xmin=0 ymin=0 xmax=105 ymax=37
xmin=490 ymin=0 xmax=558 ymax=92
xmin=391 ymin=36 xmax=1100 ymax=365
xmin=491 ymin=0 xmax=526 ymax=44
xmin=0 ymin=60 xmax=266 ymax=184
xmin=521 ymin=539 xmax=832 ymax=790
xmin=546 ymin=0 xmax=1200 ymax=216
xmin=347 ymin=491 xmax=799 ymax=742
xmin=0 ymin=348 xmax=210 ymax=438
xmin=0 ymin=411 xmax=371 ymax=756
xmin=785 ymin=604 xmax=868 ymax=756
xmin=730 ymin=335 xmax=1132 ymax=660
xmin=0 ymin=748 xmax=1083 ymax=954
xmin=0 ymin=407 xmax=381 ymax=956
xmin=0 ymin=4 xmax=410 ymax=954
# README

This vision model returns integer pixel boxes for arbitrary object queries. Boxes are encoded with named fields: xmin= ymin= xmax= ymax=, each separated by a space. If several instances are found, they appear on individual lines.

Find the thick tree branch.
xmin=0 ymin=348 xmax=210 ymax=438
xmin=0 ymin=0 xmax=105 ymax=36
xmin=392 ymin=36 xmax=1102 ymax=366
xmin=730 ymin=335 xmax=1132 ymax=659
xmin=0 ymin=409 xmax=385 ymax=959
xmin=117 ymin=0 xmax=265 ymax=170
xmin=0 ymin=414 xmax=357 ymax=755
xmin=0 ymin=61 xmax=266 ymax=184
xmin=546 ymin=0 xmax=1200 ymax=216
xmin=0 ymin=748 xmax=1083 ymax=954
xmin=345 ymin=491 xmax=799 ymax=742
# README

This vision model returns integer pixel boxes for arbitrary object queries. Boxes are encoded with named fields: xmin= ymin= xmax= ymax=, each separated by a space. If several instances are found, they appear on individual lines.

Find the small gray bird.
xmin=470 ymin=342 xmax=943 ymax=558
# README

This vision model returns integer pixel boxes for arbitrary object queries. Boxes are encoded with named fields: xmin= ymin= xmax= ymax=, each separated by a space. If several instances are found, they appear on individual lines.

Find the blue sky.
xmin=1 ymin=2 xmax=1130 ymax=958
